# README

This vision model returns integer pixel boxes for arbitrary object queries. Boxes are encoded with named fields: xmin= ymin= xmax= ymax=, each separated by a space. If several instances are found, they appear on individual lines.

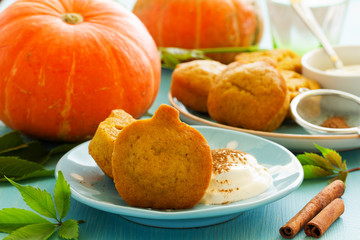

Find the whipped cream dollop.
xmin=200 ymin=149 xmax=273 ymax=205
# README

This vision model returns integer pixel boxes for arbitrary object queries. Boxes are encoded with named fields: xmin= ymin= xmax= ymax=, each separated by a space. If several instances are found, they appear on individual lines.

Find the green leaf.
xmin=341 ymin=160 xmax=347 ymax=171
xmin=315 ymin=144 xmax=342 ymax=168
xmin=3 ymin=223 xmax=56 ymax=240
xmin=10 ymin=169 xmax=55 ymax=182
xmin=297 ymin=152 xmax=335 ymax=170
xmin=0 ymin=144 xmax=28 ymax=156
xmin=0 ymin=208 xmax=51 ymax=233
xmin=49 ymin=143 xmax=79 ymax=156
xmin=0 ymin=127 xmax=79 ymax=181
xmin=297 ymin=153 xmax=317 ymax=166
xmin=160 ymin=47 xmax=207 ymax=62
xmin=297 ymin=144 xmax=353 ymax=182
xmin=39 ymin=143 xmax=80 ymax=165
xmin=161 ymin=51 xmax=180 ymax=69
xmin=54 ymin=171 xmax=71 ymax=220
xmin=0 ymin=141 xmax=48 ymax=164
xmin=0 ymin=169 xmax=54 ymax=182
xmin=302 ymin=165 xmax=334 ymax=179
xmin=5 ymin=177 xmax=57 ymax=219
xmin=0 ymin=131 xmax=24 ymax=153
xmin=58 ymin=219 xmax=79 ymax=240
xmin=0 ymin=169 xmax=83 ymax=240
xmin=0 ymin=157 xmax=45 ymax=177
xmin=331 ymin=171 xmax=348 ymax=183
xmin=159 ymin=46 xmax=260 ymax=69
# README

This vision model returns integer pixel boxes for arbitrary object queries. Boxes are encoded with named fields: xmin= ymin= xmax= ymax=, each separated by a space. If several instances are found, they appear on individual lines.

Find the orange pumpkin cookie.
xmin=88 ymin=109 xmax=135 ymax=178
xmin=171 ymin=60 xmax=226 ymax=113
xmin=235 ymin=49 xmax=302 ymax=73
xmin=280 ymin=69 xmax=321 ymax=101
xmin=112 ymin=104 xmax=212 ymax=209
xmin=207 ymin=61 xmax=290 ymax=131
xmin=280 ymin=69 xmax=321 ymax=118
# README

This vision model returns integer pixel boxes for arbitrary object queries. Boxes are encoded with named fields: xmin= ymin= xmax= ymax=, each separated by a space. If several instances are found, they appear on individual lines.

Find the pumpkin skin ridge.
xmin=56 ymin=24 xmax=159 ymax=140
xmin=156 ymin=2 xmax=166 ymax=47
xmin=133 ymin=0 xmax=168 ymax=47
xmin=195 ymin=0 xmax=201 ymax=48
xmin=234 ymin=0 xmax=259 ymax=46
xmin=0 ymin=2 xmax=73 ymax=132
xmin=89 ymin=23 xmax=159 ymax=116
xmin=1 ymin=1 xmax=64 ymax=18
xmin=73 ymin=20 xmax=160 ymax=114
xmin=1 ymin=24 xmax=48 ymax=130
xmin=57 ymin=51 xmax=76 ymax=140
xmin=133 ymin=0 xmax=263 ymax=63
xmin=79 ymin=7 xmax=161 ymax=107
xmin=229 ymin=0 xmax=241 ymax=46
xmin=0 ymin=0 xmax=161 ymax=142
xmin=84 ymin=21 xmax=159 ymax=107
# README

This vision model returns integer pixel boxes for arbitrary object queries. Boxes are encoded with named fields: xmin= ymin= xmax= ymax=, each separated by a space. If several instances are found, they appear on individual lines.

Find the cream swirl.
xmin=200 ymin=149 xmax=273 ymax=205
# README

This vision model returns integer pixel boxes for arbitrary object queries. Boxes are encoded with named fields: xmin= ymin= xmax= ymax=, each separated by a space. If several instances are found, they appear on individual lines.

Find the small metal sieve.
xmin=290 ymin=89 xmax=360 ymax=135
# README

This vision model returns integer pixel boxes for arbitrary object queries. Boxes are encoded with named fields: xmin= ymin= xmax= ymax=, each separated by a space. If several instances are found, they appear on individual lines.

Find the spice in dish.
xmin=321 ymin=116 xmax=350 ymax=128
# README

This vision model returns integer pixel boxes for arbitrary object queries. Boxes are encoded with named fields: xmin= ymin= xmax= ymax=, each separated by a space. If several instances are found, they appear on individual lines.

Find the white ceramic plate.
xmin=55 ymin=126 xmax=303 ymax=228
xmin=168 ymin=93 xmax=360 ymax=152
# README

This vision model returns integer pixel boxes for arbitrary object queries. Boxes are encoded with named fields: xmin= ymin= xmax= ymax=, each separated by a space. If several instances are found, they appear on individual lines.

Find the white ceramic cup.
xmin=301 ymin=45 xmax=360 ymax=97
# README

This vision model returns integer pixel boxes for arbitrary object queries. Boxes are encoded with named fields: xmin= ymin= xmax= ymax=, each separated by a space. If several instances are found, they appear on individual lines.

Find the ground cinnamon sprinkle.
xmin=211 ymin=149 xmax=248 ymax=174
xmin=321 ymin=116 xmax=350 ymax=128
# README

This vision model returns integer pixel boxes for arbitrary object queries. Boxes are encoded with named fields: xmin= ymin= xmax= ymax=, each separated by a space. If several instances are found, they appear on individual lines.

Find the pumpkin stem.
xmin=61 ymin=13 xmax=84 ymax=25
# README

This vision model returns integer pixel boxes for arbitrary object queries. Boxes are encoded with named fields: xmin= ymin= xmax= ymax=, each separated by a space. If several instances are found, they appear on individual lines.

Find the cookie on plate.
xmin=171 ymin=60 xmax=226 ymax=113
xmin=280 ymin=69 xmax=321 ymax=118
xmin=235 ymin=49 xmax=302 ymax=73
xmin=112 ymin=104 xmax=212 ymax=209
xmin=88 ymin=109 xmax=135 ymax=178
xmin=207 ymin=61 xmax=290 ymax=131
xmin=280 ymin=69 xmax=321 ymax=101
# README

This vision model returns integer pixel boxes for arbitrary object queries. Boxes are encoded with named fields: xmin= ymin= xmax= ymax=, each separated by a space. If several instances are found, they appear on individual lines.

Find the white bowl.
xmin=301 ymin=45 xmax=360 ymax=96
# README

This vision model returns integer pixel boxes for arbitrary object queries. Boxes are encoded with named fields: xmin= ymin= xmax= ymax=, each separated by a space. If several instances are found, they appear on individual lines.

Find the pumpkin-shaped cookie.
xmin=112 ymin=104 xmax=212 ymax=209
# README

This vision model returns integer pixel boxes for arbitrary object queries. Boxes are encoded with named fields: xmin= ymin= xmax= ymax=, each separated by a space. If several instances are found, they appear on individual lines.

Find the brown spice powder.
xmin=321 ymin=116 xmax=350 ymax=128
xmin=211 ymin=149 xmax=248 ymax=175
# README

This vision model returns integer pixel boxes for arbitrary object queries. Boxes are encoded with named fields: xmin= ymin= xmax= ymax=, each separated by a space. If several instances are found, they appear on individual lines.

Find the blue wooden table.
xmin=1 ymin=0 xmax=360 ymax=239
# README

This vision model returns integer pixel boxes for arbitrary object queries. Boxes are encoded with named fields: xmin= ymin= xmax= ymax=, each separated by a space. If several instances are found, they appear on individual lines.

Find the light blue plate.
xmin=55 ymin=126 xmax=303 ymax=228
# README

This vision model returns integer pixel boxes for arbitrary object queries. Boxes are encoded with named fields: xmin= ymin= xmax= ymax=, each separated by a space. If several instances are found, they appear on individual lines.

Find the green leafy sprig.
xmin=297 ymin=144 xmax=360 ymax=183
xmin=0 ymin=171 xmax=83 ymax=240
xmin=0 ymin=131 xmax=79 ymax=182
xmin=159 ymin=46 xmax=260 ymax=69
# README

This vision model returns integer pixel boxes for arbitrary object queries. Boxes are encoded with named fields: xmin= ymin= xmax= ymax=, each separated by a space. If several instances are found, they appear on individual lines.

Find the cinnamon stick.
xmin=279 ymin=180 xmax=345 ymax=239
xmin=304 ymin=198 xmax=344 ymax=238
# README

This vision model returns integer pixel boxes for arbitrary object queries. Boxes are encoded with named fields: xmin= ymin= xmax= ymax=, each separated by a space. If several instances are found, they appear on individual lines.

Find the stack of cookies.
xmin=170 ymin=49 xmax=321 ymax=131
xmin=89 ymin=105 xmax=213 ymax=209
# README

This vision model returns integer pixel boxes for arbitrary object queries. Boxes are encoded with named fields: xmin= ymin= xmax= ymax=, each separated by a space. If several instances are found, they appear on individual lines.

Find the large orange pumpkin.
xmin=0 ymin=0 xmax=161 ymax=142
xmin=133 ymin=0 xmax=263 ymax=63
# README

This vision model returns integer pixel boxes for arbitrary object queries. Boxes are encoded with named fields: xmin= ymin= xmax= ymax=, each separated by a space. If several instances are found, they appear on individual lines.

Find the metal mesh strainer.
xmin=290 ymin=89 xmax=360 ymax=135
